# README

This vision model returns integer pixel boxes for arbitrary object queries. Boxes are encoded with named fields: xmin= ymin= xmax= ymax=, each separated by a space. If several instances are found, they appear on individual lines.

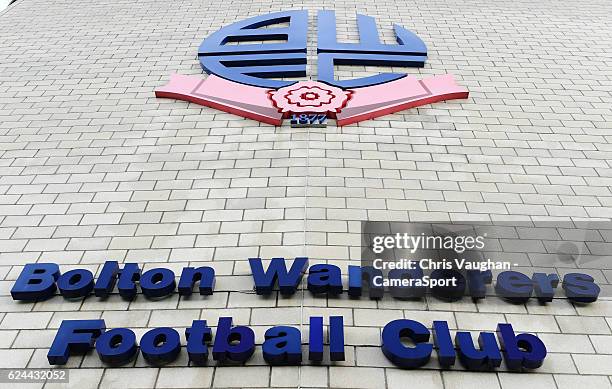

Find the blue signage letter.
xmin=495 ymin=271 xmax=533 ymax=303
xmin=178 ymin=266 xmax=215 ymax=296
xmin=249 ymin=257 xmax=308 ymax=295
xmin=497 ymin=323 xmax=547 ymax=369
xmin=466 ymin=270 xmax=492 ymax=300
xmin=307 ymin=264 xmax=343 ymax=295
xmin=329 ymin=316 xmax=345 ymax=361
xmin=140 ymin=327 xmax=181 ymax=365
xmin=57 ymin=269 xmax=94 ymax=299
xmin=432 ymin=320 xmax=455 ymax=366
xmin=48 ymin=320 xmax=105 ymax=365
xmin=562 ymin=273 xmax=600 ymax=303
xmin=11 ymin=263 xmax=60 ymax=301
xmin=532 ymin=273 xmax=559 ymax=303
xmin=140 ymin=268 xmax=176 ymax=298
xmin=309 ymin=316 xmax=324 ymax=361
xmin=262 ymin=326 xmax=302 ymax=365
xmin=455 ymin=331 xmax=502 ymax=370
xmin=95 ymin=328 xmax=138 ymax=365
xmin=94 ymin=261 xmax=141 ymax=299
xmin=212 ymin=317 xmax=255 ymax=363
xmin=185 ymin=320 xmax=213 ymax=365
xmin=381 ymin=319 xmax=433 ymax=368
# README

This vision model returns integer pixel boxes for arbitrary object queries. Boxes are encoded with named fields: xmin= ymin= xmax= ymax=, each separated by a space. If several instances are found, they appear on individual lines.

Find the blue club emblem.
xmin=198 ymin=10 xmax=427 ymax=89
xmin=156 ymin=10 xmax=467 ymax=126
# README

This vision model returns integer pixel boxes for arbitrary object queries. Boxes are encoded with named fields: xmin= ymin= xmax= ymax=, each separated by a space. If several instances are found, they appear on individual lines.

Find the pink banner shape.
xmin=155 ymin=73 xmax=468 ymax=126
xmin=336 ymin=74 xmax=469 ymax=126
xmin=155 ymin=73 xmax=283 ymax=125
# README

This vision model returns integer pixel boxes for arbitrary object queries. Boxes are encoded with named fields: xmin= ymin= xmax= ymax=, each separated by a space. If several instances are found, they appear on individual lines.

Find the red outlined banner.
xmin=155 ymin=74 xmax=468 ymax=126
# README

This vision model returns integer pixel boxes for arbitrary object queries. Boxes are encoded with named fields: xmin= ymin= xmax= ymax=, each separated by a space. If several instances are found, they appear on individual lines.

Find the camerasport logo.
xmin=155 ymin=10 xmax=469 ymax=126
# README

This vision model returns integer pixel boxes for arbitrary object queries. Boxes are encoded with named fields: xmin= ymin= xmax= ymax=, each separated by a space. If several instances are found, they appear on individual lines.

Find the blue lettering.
xmin=430 ymin=269 xmax=465 ymax=302
xmin=562 ymin=273 xmax=600 ymax=303
xmin=532 ymin=273 xmax=559 ymax=303
xmin=95 ymin=328 xmax=138 ymax=366
xmin=262 ymin=326 xmax=302 ymax=365
xmin=93 ymin=261 xmax=119 ymax=297
xmin=140 ymin=327 xmax=181 ymax=365
xmin=178 ymin=266 xmax=215 ymax=296
xmin=466 ymin=270 xmax=492 ymax=300
xmin=48 ymin=320 xmax=105 ymax=365
xmin=381 ymin=319 xmax=433 ymax=368
xmin=212 ymin=317 xmax=255 ymax=363
xmin=497 ymin=323 xmax=547 ymax=369
xmin=347 ymin=265 xmax=384 ymax=299
xmin=495 ymin=271 xmax=533 ymax=303
xmin=249 ymin=257 xmax=308 ymax=295
xmin=307 ymin=264 xmax=343 ymax=295
xmin=140 ymin=268 xmax=176 ymax=298
xmin=329 ymin=316 xmax=345 ymax=361
xmin=117 ymin=263 xmax=141 ymax=299
xmin=432 ymin=320 xmax=455 ymax=367
xmin=308 ymin=316 xmax=324 ymax=361
xmin=388 ymin=266 xmax=426 ymax=299
xmin=57 ymin=269 xmax=94 ymax=299
xmin=11 ymin=263 xmax=60 ymax=301
xmin=455 ymin=331 xmax=502 ymax=370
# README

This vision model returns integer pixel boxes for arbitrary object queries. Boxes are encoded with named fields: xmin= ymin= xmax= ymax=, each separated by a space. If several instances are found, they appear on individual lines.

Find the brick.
xmin=213 ymin=366 xmax=270 ymax=388
xmin=1 ymin=1 xmax=611 ymax=388
xmin=330 ymin=367 xmax=385 ymax=389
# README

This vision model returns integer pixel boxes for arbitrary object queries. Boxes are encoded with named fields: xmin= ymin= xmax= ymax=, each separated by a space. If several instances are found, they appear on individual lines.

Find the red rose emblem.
xmin=269 ymin=81 xmax=351 ymax=115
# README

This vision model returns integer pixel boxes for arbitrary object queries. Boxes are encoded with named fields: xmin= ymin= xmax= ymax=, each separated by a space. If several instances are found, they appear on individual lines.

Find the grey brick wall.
xmin=0 ymin=0 xmax=611 ymax=387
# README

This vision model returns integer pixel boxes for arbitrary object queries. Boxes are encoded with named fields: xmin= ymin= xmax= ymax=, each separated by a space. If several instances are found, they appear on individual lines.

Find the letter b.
xmin=11 ymin=263 xmax=60 ymax=301
xmin=497 ymin=323 xmax=546 ymax=369
xmin=212 ymin=317 xmax=255 ymax=363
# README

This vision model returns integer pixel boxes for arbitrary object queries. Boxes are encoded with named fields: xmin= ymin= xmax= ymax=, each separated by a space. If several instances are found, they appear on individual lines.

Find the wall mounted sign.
xmin=155 ymin=10 xmax=469 ymax=126
xmin=47 ymin=317 xmax=545 ymax=370
xmin=10 ymin=258 xmax=602 ymax=370
xmin=10 ymin=259 xmax=557 ymax=370
xmin=11 ymin=259 xmax=600 ymax=304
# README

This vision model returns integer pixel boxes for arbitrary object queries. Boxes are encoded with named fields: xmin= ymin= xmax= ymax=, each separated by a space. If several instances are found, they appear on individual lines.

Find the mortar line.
xmin=297 ymin=125 xmax=311 ymax=389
